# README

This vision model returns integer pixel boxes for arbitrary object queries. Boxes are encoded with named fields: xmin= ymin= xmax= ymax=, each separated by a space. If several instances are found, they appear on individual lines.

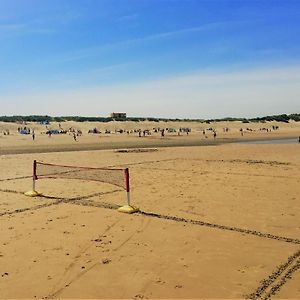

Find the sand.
xmin=0 ymin=120 xmax=299 ymax=299
xmin=0 ymin=120 xmax=299 ymax=155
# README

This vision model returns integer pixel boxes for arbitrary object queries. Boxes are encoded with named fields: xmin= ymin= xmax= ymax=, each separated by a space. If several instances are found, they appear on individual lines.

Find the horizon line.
xmin=0 ymin=112 xmax=298 ymax=122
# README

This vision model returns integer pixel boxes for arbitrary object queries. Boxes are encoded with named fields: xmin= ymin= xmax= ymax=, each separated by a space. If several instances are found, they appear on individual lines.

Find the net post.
xmin=33 ymin=160 xmax=37 ymax=191
xmin=125 ymin=168 xmax=130 ymax=206
xmin=25 ymin=160 xmax=40 ymax=197
xmin=117 ymin=168 xmax=138 ymax=213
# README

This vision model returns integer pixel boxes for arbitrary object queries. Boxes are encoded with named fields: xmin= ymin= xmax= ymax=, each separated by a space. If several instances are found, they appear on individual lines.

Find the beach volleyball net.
xmin=35 ymin=161 xmax=127 ymax=189
xmin=25 ymin=160 xmax=137 ymax=212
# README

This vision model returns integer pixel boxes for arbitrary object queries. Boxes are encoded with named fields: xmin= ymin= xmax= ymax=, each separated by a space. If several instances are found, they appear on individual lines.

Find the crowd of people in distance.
xmin=17 ymin=126 xmax=35 ymax=140
xmin=87 ymin=127 xmax=190 ymax=138
xmin=11 ymin=124 xmax=83 ymax=142
xmin=237 ymin=125 xmax=281 ymax=136
xmin=2 ymin=122 xmax=296 ymax=143
xmin=18 ymin=126 xmax=31 ymax=134
xmin=45 ymin=126 xmax=82 ymax=141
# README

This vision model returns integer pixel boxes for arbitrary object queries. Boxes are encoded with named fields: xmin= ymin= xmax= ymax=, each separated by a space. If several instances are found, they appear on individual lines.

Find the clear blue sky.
xmin=0 ymin=0 xmax=299 ymax=118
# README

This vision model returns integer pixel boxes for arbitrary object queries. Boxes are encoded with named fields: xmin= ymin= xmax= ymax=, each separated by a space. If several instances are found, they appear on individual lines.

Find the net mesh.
xmin=35 ymin=162 xmax=127 ymax=190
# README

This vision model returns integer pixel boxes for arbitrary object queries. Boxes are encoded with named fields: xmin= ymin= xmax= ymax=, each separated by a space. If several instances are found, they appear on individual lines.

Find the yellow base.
xmin=117 ymin=205 xmax=139 ymax=214
xmin=24 ymin=190 xmax=42 ymax=197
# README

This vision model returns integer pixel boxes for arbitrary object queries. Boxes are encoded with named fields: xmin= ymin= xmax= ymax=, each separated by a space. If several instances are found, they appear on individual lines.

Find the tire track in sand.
xmin=246 ymin=249 xmax=300 ymax=299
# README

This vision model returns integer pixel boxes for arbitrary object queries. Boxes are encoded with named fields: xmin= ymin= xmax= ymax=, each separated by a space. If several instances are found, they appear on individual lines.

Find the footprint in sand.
xmin=101 ymin=258 xmax=111 ymax=264
xmin=155 ymin=278 xmax=165 ymax=285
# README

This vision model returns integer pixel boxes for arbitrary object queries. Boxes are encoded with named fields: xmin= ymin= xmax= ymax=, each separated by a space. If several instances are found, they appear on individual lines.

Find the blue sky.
xmin=0 ymin=0 xmax=300 ymax=118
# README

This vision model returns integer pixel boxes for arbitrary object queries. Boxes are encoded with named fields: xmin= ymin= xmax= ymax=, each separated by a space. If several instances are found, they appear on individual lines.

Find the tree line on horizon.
xmin=0 ymin=113 xmax=299 ymax=123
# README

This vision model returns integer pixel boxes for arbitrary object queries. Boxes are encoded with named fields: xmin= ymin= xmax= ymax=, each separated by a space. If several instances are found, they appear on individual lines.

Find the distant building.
xmin=110 ymin=112 xmax=127 ymax=119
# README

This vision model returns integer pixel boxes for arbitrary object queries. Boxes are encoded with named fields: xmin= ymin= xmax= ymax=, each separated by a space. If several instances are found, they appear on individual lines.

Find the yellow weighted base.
xmin=24 ymin=190 xmax=42 ymax=197
xmin=117 ymin=205 xmax=139 ymax=214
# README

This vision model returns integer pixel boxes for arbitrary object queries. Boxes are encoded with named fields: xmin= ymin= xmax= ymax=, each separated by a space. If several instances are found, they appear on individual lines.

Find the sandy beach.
xmin=0 ymin=120 xmax=299 ymax=299
xmin=0 ymin=120 xmax=299 ymax=155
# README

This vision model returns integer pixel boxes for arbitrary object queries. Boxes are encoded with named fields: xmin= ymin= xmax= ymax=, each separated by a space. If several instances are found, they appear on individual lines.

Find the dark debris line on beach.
xmin=0 ymin=187 xmax=299 ymax=246
xmin=137 ymin=210 xmax=300 ymax=245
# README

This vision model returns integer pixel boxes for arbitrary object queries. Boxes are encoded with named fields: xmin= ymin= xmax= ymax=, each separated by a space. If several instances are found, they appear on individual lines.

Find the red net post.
xmin=124 ymin=168 xmax=131 ymax=206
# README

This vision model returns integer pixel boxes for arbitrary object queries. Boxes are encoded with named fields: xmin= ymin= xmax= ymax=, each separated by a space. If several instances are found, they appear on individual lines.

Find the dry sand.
xmin=0 ymin=120 xmax=299 ymax=299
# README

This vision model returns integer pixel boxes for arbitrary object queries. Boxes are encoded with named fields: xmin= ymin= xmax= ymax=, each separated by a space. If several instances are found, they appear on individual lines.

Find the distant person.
xmin=73 ymin=132 xmax=77 ymax=141
xmin=32 ymin=132 xmax=35 ymax=141
xmin=161 ymin=129 xmax=165 ymax=137
xmin=213 ymin=132 xmax=217 ymax=139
